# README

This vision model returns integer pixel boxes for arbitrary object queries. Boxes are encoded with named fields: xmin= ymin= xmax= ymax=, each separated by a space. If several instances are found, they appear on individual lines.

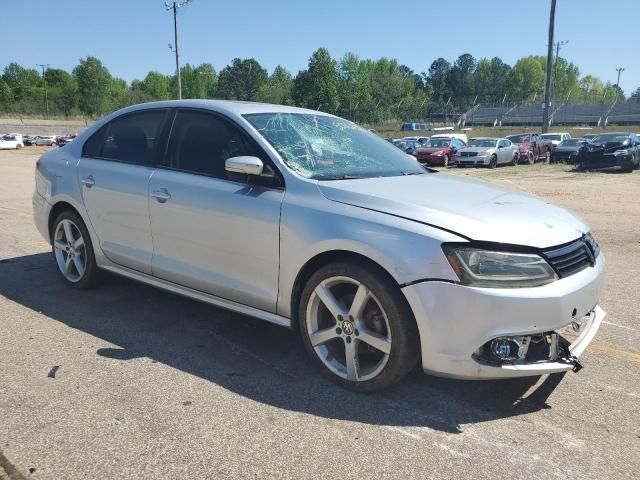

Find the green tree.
xmin=256 ymin=65 xmax=294 ymax=105
xmin=2 ymin=63 xmax=41 ymax=102
xmin=424 ymin=58 xmax=451 ymax=107
xmin=45 ymin=68 xmax=77 ymax=117
xmin=73 ymin=56 xmax=112 ymax=117
xmin=216 ymin=58 xmax=267 ymax=101
xmin=0 ymin=78 xmax=12 ymax=112
xmin=337 ymin=53 xmax=373 ymax=120
xmin=630 ymin=87 xmax=640 ymax=101
xmin=293 ymin=48 xmax=339 ymax=112
xmin=140 ymin=71 xmax=172 ymax=100
xmin=507 ymin=56 xmax=546 ymax=103
xmin=447 ymin=53 xmax=476 ymax=108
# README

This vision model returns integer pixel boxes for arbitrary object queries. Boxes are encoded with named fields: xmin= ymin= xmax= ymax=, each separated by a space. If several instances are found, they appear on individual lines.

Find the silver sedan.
xmin=33 ymin=100 xmax=605 ymax=391
xmin=457 ymin=137 xmax=520 ymax=168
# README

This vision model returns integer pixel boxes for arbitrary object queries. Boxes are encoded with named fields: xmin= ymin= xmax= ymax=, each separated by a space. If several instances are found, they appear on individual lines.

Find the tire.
xmin=51 ymin=210 xmax=102 ymax=289
xmin=545 ymin=149 xmax=551 ymax=164
xmin=299 ymin=261 xmax=419 ymax=392
xmin=511 ymin=152 xmax=518 ymax=166
xmin=528 ymin=152 xmax=534 ymax=165
xmin=16 ymin=144 xmax=22 ymax=150
xmin=489 ymin=155 xmax=497 ymax=169
xmin=443 ymin=154 xmax=449 ymax=167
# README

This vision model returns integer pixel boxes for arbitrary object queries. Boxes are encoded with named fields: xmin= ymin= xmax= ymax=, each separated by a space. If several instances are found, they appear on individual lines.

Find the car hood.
xmin=555 ymin=146 xmax=581 ymax=152
xmin=417 ymin=147 xmax=447 ymax=154
xmin=318 ymin=173 xmax=587 ymax=248
xmin=459 ymin=147 xmax=494 ymax=154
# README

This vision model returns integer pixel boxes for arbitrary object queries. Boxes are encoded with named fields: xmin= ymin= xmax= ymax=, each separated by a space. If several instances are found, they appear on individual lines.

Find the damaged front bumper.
xmin=402 ymin=253 xmax=605 ymax=379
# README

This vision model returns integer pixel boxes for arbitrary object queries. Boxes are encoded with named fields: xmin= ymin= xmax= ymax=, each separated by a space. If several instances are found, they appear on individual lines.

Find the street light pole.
xmin=542 ymin=0 xmax=556 ymax=133
xmin=36 ymin=63 xmax=50 ymax=119
xmin=615 ymin=67 xmax=625 ymax=102
xmin=165 ymin=1 xmax=192 ymax=100
xmin=552 ymin=40 xmax=568 ymax=94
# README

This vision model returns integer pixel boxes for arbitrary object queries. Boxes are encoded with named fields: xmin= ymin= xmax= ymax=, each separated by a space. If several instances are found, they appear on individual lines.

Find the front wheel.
xmin=489 ymin=155 xmax=497 ymax=169
xmin=511 ymin=152 xmax=519 ymax=166
xmin=528 ymin=152 xmax=535 ymax=164
xmin=443 ymin=154 xmax=450 ymax=167
xmin=545 ymin=149 xmax=551 ymax=164
xmin=299 ymin=262 xmax=419 ymax=392
xmin=52 ymin=211 xmax=102 ymax=289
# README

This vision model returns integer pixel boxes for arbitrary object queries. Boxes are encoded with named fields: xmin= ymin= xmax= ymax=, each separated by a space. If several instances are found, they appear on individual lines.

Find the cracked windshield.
xmin=245 ymin=113 xmax=427 ymax=180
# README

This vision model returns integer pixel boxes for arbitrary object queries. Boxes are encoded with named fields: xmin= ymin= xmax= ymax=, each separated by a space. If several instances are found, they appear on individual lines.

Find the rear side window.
xmin=165 ymin=109 xmax=259 ymax=179
xmin=82 ymin=109 xmax=166 ymax=164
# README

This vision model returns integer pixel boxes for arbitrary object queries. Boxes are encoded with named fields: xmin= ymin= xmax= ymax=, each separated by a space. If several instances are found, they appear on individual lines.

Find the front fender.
xmin=276 ymin=190 xmax=464 ymax=317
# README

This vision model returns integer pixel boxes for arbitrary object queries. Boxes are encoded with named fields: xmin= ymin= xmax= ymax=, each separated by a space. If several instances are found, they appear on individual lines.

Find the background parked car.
xmin=35 ymin=135 xmax=58 ymax=146
xmin=402 ymin=136 xmax=430 ymax=145
xmin=431 ymin=133 xmax=468 ymax=143
xmin=23 ymin=135 xmax=38 ymax=146
xmin=551 ymin=138 xmax=589 ymax=164
xmin=56 ymin=133 xmax=78 ymax=147
xmin=577 ymin=132 xmax=640 ymax=172
xmin=457 ymin=137 xmax=519 ymax=168
xmin=392 ymin=139 xmax=420 ymax=155
xmin=400 ymin=122 xmax=429 ymax=132
xmin=506 ymin=133 xmax=554 ymax=164
xmin=415 ymin=137 xmax=465 ymax=166
xmin=0 ymin=134 xmax=24 ymax=150
xmin=540 ymin=132 xmax=571 ymax=146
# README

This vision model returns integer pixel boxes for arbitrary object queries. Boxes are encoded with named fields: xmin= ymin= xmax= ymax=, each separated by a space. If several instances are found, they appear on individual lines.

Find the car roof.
xmin=115 ymin=99 xmax=329 ymax=118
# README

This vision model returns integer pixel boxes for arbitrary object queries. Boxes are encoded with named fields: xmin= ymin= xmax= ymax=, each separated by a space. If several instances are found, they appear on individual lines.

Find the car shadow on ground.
xmin=0 ymin=252 xmax=566 ymax=434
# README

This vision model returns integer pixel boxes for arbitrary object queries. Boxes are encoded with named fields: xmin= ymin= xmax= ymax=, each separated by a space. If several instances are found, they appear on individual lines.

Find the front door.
xmin=148 ymin=109 xmax=284 ymax=313
xmin=77 ymin=109 xmax=167 ymax=274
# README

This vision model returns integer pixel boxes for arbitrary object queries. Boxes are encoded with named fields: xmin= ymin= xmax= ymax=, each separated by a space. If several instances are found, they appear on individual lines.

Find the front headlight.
xmin=442 ymin=245 xmax=558 ymax=288
xmin=433 ymin=150 xmax=444 ymax=156
xmin=613 ymin=149 xmax=631 ymax=156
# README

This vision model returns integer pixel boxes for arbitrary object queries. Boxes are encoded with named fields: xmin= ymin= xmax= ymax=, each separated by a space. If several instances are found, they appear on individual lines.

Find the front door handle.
xmin=151 ymin=188 xmax=171 ymax=203
xmin=81 ymin=175 xmax=95 ymax=188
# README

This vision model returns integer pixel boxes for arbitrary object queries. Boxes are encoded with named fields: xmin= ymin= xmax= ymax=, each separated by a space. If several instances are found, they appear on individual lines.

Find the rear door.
xmin=148 ymin=109 xmax=284 ymax=313
xmin=77 ymin=109 xmax=168 ymax=274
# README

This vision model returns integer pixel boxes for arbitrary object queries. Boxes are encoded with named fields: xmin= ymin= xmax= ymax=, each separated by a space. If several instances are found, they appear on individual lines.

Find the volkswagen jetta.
xmin=33 ymin=100 xmax=605 ymax=392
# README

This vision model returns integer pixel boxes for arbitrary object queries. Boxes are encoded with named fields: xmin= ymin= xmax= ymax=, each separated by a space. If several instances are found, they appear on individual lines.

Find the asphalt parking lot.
xmin=1 ymin=147 xmax=639 ymax=480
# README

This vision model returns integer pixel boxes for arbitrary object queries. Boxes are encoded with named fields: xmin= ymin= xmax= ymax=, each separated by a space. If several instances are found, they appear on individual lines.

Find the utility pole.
xmin=615 ymin=67 xmax=625 ymax=102
xmin=552 ymin=40 xmax=568 ymax=94
xmin=36 ymin=64 xmax=50 ymax=119
xmin=542 ymin=0 xmax=556 ymax=133
xmin=165 ymin=1 xmax=192 ymax=99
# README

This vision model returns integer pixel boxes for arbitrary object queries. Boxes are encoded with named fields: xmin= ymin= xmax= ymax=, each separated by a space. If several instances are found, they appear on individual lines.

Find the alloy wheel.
xmin=305 ymin=276 xmax=392 ymax=382
xmin=53 ymin=219 xmax=87 ymax=283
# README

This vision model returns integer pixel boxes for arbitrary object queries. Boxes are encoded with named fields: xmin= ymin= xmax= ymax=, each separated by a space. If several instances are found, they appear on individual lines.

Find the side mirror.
xmin=225 ymin=156 xmax=263 ymax=176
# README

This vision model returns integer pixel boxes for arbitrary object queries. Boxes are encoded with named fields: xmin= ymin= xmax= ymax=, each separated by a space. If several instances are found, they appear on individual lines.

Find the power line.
xmin=36 ymin=64 xmax=50 ymax=119
xmin=165 ymin=0 xmax=192 ymax=100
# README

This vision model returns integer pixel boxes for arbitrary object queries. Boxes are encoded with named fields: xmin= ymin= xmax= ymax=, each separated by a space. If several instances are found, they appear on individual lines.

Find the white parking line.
xmin=603 ymin=321 xmax=638 ymax=332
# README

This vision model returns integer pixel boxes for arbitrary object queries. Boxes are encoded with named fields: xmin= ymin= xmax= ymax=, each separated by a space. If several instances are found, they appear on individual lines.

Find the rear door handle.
xmin=151 ymin=188 xmax=171 ymax=203
xmin=81 ymin=175 xmax=95 ymax=187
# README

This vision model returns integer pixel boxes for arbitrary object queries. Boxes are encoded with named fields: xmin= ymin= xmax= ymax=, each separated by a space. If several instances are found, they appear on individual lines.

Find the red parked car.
xmin=414 ymin=137 xmax=466 ymax=167
xmin=505 ymin=133 xmax=554 ymax=164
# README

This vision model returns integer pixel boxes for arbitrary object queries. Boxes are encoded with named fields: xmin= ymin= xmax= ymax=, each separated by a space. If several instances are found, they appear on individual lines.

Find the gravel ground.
xmin=0 ymin=148 xmax=639 ymax=480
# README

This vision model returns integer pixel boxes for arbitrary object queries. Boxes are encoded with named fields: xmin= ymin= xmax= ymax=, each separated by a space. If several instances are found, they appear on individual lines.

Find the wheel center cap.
xmin=341 ymin=320 xmax=355 ymax=335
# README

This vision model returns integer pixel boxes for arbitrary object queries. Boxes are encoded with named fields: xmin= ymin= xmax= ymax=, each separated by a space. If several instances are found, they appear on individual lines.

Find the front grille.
xmin=460 ymin=151 xmax=478 ymax=157
xmin=543 ymin=237 xmax=597 ymax=278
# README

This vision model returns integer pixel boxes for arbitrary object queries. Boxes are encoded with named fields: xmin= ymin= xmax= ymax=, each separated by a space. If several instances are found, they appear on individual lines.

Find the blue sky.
xmin=1 ymin=0 xmax=637 ymax=94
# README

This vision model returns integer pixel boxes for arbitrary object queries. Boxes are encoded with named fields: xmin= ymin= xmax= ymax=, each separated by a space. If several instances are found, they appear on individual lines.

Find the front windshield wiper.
xmin=402 ymin=171 xmax=426 ymax=176
xmin=315 ymin=174 xmax=369 ymax=181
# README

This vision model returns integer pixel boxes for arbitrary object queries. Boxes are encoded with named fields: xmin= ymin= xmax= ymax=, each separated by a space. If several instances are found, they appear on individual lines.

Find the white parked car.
xmin=35 ymin=135 xmax=58 ymax=146
xmin=0 ymin=134 xmax=24 ymax=149
xmin=431 ymin=132 xmax=468 ymax=143
xmin=457 ymin=137 xmax=519 ymax=168
xmin=32 ymin=100 xmax=605 ymax=391
xmin=541 ymin=132 xmax=571 ymax=146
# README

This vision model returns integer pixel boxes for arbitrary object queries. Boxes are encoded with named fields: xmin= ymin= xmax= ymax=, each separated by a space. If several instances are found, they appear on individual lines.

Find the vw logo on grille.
xmin=341 ymin=320 xmax=355 ymax=335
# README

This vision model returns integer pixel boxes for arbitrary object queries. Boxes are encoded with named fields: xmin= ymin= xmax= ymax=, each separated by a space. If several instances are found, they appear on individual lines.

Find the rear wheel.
xmin=52 ymin=211 xmax=102 ymax=289
xmin=299 ymin=262 xmax=419 ymax=392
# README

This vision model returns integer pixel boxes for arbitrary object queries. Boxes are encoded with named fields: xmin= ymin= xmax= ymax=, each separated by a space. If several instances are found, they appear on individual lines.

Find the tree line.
xmin=1 ymin=49 xmax=638 ymax=124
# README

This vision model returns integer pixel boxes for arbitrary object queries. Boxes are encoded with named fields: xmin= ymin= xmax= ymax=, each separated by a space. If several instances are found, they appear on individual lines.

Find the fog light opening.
xmin=490 ymin=337 xmax=520 ymax=362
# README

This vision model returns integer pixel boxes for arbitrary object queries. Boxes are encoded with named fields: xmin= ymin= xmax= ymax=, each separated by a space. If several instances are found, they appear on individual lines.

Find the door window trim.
xmin=156 ymin=107 xmax=285 ymax=189
xmin=81 ymin=108 xmax=170 ymax=167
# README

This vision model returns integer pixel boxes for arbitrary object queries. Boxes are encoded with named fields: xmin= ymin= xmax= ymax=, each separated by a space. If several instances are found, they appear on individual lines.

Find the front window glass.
xmin=245 ymin=113 xmax=425 ymax=180
xmin=469 ymin=139 xmax=497 ymax=148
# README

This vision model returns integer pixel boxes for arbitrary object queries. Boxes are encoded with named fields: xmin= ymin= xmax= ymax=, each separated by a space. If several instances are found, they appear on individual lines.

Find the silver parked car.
xmin=33 ymin=100 xmax=605 ymax=391
xmin=457 ymin=137 xmax=519 ymax=168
